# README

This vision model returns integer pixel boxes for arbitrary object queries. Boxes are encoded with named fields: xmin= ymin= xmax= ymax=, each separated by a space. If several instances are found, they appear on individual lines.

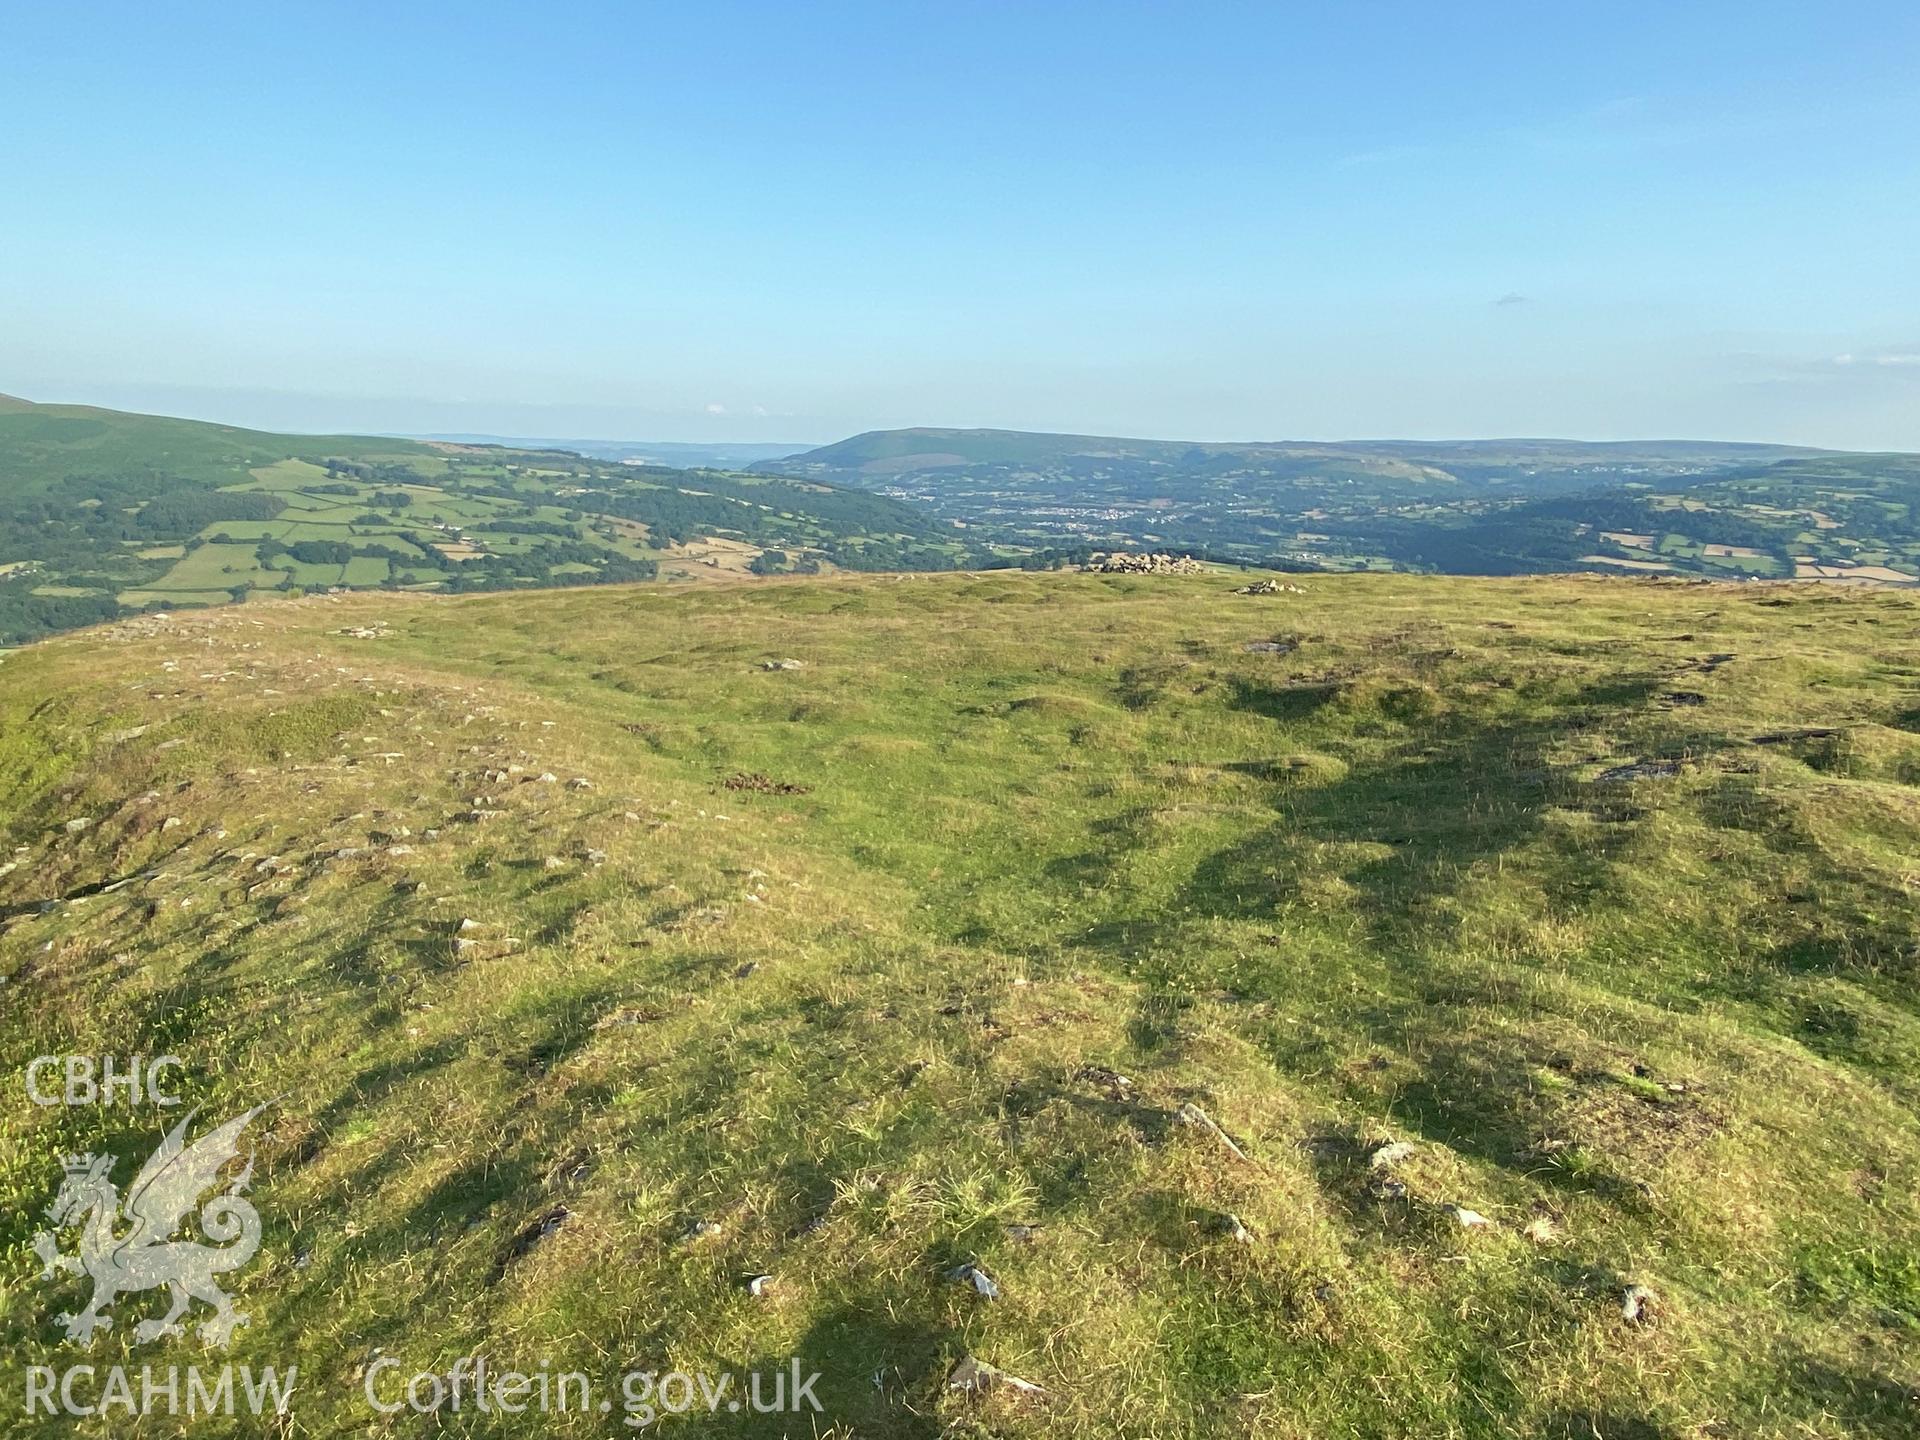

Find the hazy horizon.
xmin=0 ymin=381 xmax=1880 ymax=455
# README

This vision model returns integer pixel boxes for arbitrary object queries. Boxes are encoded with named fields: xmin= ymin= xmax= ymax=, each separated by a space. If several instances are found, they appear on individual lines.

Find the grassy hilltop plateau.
xmin=2 ymin=568 xmax=1918 ymax=1437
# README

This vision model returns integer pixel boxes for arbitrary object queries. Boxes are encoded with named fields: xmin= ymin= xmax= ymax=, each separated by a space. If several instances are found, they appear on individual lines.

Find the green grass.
xmin=1 ymin=572 xmax=1917 ymax=1438
xmin=281 ymin=560 xmax=349 ymax=586
xmin=0 ymin=395 xmax=952 ymax=646
xmin=111 ymin=587 xmax=237 ymax=608
xmin=143 ymin=542 xmax=290 ymax=593
xmin=0 ymin=402 xmax=434 ymax=499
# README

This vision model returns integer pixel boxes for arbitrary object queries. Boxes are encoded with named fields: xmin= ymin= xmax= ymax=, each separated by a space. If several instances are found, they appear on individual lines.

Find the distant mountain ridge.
xmin=416 ymin=434 xmax=810 ymax=470
xmin=757 ymin=426 xmax=1829 ymax=480
xmin=755 ymin=425 xmax=1915 ymax=583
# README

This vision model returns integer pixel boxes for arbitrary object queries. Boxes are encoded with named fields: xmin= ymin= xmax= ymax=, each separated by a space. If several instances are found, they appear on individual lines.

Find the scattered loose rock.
xmin=1233 ymin=578 xmax=1306 ymax=595
xmin=947 ymin=1262 xmax=1001 ymax=1300
xmin=1074 ymin=1064 xmax=1134 ymax=1099
xmin=947 ymin=1356 xmax=1044 ymax=1398
xmin=1082 ymin=551 xmax=1203 ymax=575
xmin=1173 ymin=1101 xmax=1248 ymax=1162
xmin=722 ymin=771 xmax=812 ymax=795
xmin=1368 ymin=1140 xmax=1415 ymax=1170
xmin=501 ymin=1205 xmax=569 ymax=1265
xmin=1621 ymin=1282 xmax=1657 ymax=1324
xmin=1594 ymin=759 xmax=1682 ymax=784
xmin=592 ymin=1006 xmax=655 ymax=1029
xmin=1750 ymin=727 xmax=1843 ymax=745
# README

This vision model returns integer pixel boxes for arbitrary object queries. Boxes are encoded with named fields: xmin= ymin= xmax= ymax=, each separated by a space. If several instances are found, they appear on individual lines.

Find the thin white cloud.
xmin=705 ymin=402 xmax=727 ymax=415
xmin=1829 ymin=347 xmax=1920 ymax=370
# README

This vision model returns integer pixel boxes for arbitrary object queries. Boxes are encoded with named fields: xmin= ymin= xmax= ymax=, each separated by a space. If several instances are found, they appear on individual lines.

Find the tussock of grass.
xmin=1 ymin=573 xmax=1918 ymax=1437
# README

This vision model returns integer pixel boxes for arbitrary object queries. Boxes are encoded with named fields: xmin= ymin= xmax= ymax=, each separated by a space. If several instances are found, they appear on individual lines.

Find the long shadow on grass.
xmin=1201 ymin=677 xmax=1661 ymax=939
xmin=1077 ymin=677 xmax=1677 ymax=1190
xmin=1779 ymin=1357 xmax=1920 ymax=1438
xmin=1536 ymin=1413 xmax=1667 ymax=1440
xmin=1084 ymin=676 xmax=1665 ymax=961
xmin=694 ymin=1306 xmax=945 ymax=1438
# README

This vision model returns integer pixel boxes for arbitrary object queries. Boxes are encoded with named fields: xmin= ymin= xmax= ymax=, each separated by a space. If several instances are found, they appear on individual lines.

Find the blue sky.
xmin=3 ymin=2 xmax=1917 ymax=446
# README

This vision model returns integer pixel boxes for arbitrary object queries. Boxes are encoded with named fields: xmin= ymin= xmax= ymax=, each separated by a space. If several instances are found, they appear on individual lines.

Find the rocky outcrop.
xmin=1081 ymin=551 xmax=1203 ymax=575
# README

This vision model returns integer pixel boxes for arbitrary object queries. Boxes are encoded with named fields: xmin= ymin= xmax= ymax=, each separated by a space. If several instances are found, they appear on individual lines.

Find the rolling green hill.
xmin=0 ymin=397 xmax=984 ymax=646
xmin=0 ymin=392 xmax=437 ymax=499
xmin=2 ymin=570 xmax=1916 ymax=1437
xmin=8 ymin=401 xmax=1919 ymax=653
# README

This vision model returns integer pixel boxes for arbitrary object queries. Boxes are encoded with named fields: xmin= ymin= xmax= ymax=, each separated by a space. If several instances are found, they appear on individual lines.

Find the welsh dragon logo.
xmin=32 ymin=1102 xmax=273 ymax=1347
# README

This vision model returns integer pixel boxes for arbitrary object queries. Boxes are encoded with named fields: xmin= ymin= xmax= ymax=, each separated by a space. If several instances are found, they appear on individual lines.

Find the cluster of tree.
xmin=816 ymin=538 xmax=989 ymax=572
xmin=1525 ymin=491 xmax=1788 ymax=552
xmin=563 ymin=466 xmax=946 ymax=549
xmin=1696 ymin=461 xmax=1920 ymax=543
xmin=135 ymin=489 xmax=284 ymax=534
xmin=352 ymin=542 xmax=430 ymax=565
xmin=578 ymin=488 xmax=773 ymax=547
xmin=480 ymin=518 xmax=581 ymax=538
xmin=322 ymin=459 xmax=429 ymax=485
xmin=259 ymin=538 xmax=355 ymax=566
xmin=0 ymin=501 xmax=145 ymax=572
xmin=446 ymin=480 xmax=548 ymax=504
xmin=441 ymin=547 xmax=658 ymax=592
xmin=0 ymin=577 xmax=122 ymax=647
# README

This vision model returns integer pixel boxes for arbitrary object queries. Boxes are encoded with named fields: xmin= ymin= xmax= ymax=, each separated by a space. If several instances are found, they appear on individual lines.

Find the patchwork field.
xmin=0 ymin=396 xmax=982 ymax=646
